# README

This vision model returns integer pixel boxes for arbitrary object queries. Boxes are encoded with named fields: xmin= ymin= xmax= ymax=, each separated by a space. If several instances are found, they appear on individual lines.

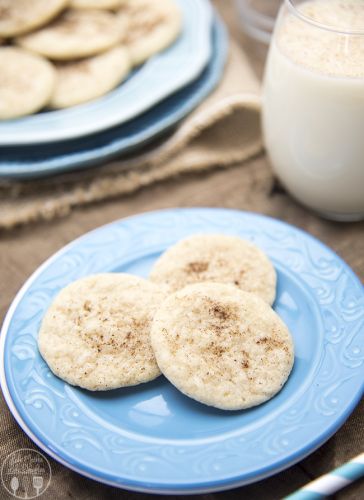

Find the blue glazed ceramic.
xmin=1 ymin=209 xmax=363 ymax=494
xmin=0 ymin=18 xmax=227 ymax=179
xmin=0 ymin=0 xmax=213 ymax=145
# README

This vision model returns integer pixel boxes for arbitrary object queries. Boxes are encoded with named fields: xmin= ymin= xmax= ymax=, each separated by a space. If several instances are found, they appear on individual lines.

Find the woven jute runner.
xmin=0 ymin=39 xmax=263 ymax=230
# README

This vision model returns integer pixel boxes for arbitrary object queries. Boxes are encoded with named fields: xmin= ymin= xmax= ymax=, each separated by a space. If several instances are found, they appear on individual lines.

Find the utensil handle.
xmin=284 ymin=453 xmax=364 ymax=499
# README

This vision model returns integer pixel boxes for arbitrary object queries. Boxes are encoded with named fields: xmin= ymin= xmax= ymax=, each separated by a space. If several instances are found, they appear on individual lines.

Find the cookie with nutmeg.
xmin=116 ymin=0 xmax=182 ymax=66
xmin=38 ymin=274 xmax=165 ymax=390
xmin=0 ymin=0 xmax=68 ymax=38
xmin=71 ymin=0 xmax=127 ymax=9
xmin=0 ymin=47 xmax=56 ymax=119
xmin=151 ymin=283 xmax=294 ymax=410
xmin=149 ymin=234 xmax=277 ymax=305
xmin=16 ymin=9 xmax=125 ymax=60
xmin=50 ymin=46 xmax=131 ymax=108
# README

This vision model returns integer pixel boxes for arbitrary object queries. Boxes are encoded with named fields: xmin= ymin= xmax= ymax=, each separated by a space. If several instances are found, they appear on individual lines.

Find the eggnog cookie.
xmin=0 ymin=47 xmax=56 ymax=119
xmin=50 ymin=46 xmax=130 ymax=108
xmin=0 ymin=0 xmax=68 ymax=38
xmin=151 ymin=283 xmax=294 ymax=410
xmin=116 ymin=0 xmax=182 ymax=66
xmin=149 ymin=234 xmax=277 ymax=304
xmin=71 ymin=0 xmax=126 ymax=8
xmin=17 ymin=9 xmax=124 ymax=60
xmin=38 ymin=274 xmax=165 ymax=390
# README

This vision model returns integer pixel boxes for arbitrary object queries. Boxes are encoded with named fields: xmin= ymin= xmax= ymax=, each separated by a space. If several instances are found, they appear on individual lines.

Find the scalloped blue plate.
xmin=1 ymin=209 xmax=363 ymax=494
xmin=0 ymin=17 xmax=227 ymax=179
xmin=0 ymin=0 xmax=212 ymax=145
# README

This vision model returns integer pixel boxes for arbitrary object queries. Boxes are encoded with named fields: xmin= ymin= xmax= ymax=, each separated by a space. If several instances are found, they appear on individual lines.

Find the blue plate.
xmin=0 ymin=0 xmax=213 ymax=145
xmin=0 ymin=18 xmax=227 ymax=180
xmin=1 ymin=209 xmax=363 ymax=494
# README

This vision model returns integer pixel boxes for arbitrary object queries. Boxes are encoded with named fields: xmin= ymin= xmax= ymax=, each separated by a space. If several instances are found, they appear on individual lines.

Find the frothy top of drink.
xmin=277 ymin=0 xmax=364 ymax=78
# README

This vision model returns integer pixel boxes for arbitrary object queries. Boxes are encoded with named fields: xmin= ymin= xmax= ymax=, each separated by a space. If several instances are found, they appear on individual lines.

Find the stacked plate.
xmin=0 ymin=0 xmax=227 ymax=179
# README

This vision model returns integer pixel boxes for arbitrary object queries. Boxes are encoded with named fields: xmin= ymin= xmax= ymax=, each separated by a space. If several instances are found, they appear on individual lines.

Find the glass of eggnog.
xmin=262 ymin=0 xmax=364 ymax=221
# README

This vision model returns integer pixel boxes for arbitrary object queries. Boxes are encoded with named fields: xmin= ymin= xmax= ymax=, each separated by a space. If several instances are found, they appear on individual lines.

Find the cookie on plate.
xmin=71 ymin=0 xmax=126 ymax=9
xmin=149 ymin=234 xmax=277 ymax=305
xmin=151 ymin=283 xmax=294 ymax=410
xmin=0 ymin=47 xmax=56 ymax=119
xmin=116 ymin=0 xmax=182 ymax=66
xmin=50 ymin=46 xmax=130 ymax=108
xmin=0 ymin=0 xmax=68 ymax=38
xmin=38 ymin=274 xmax=165 ymax=391
xmin=17 ymin=9 xmax=125 ymax=60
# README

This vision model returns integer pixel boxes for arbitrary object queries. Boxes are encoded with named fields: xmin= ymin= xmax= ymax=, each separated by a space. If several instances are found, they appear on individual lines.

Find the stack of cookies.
xmin=38 ymin=234 xmax=294 ymax=411
xmin=0 ymin=0 xmax=182 ymax=118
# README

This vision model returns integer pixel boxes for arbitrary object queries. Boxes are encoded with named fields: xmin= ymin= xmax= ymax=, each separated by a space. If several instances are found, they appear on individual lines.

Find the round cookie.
xmin=0 ymin=47 xmax=56 ymax=119
xmin=151 ymin=283 xmax=294 ymax=410
xmin=38 ymin=274 xmax=165 ymax=391
xmin=149 ymin=234 xmax=277 ymax=305
xmin=50 ymin=46 xmax=130 ymax=108
xmin=116 ymin=0 xmax=182 ymax=66
xmin=16 ymin=9 xmax=125 ymax=61
xmin=71 ymin=0 xmax=126 ymax=9
xmin=0 ymin=0 xmax=68 ymax=38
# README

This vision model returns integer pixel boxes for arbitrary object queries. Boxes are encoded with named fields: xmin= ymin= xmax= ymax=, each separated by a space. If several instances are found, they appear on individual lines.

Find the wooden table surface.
xmin=0 ymin=1 xmax=363 ymax=499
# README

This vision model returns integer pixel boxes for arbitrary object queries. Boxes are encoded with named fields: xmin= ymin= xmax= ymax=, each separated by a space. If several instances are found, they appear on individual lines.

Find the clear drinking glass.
xmin=262 ymin=0 xmax=364 ymax=221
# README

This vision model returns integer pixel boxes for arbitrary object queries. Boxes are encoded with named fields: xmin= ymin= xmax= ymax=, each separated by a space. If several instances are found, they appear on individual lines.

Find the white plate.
xmin=0 ymin=0 xmax=213 ymax=145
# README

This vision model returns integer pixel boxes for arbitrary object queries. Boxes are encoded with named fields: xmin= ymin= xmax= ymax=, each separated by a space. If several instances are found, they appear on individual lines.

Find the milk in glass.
xmin=263 ymin=0 xmax=364 ymax=220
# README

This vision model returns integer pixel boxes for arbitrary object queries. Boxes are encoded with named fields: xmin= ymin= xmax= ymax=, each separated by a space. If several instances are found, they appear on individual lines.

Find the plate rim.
xmin=0 ymin=0 xmax=213 ymax=146
xmin=1 ymin=208 xmax=363 ymax=494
